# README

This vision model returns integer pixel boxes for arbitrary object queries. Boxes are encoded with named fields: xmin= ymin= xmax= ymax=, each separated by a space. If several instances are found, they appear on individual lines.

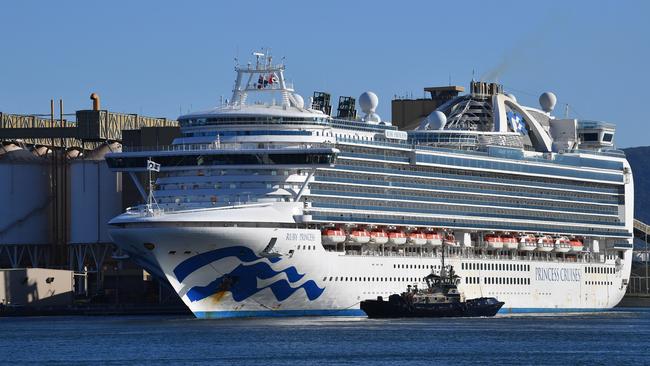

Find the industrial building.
xmin=391 ymin=85 xmax=465 ymax=130
xmin=0 ymin=95 xmax=180 ymax=310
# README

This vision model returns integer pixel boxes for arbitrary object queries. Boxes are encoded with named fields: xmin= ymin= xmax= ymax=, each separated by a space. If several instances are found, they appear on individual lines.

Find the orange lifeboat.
xmin=501 ymin=234 xmax=518 ymax=250
xmin=554 ymin=236 xmax=571 ymax=253
xmin=569 ymin=238 xmax=584 ymax=252
xmin=408 ymin=232 xmax=427 ymax=246
xmin=425 ymin=232 xmax=443 ymax=247
xmin=369 ymin=229 xmax=389 ymax=245
xmin=537 ymin=235 xmax=554 ymax=252
xmin=321 ymin=228 xmax=346 ymax=245
xmin=388 ymin=231 xmax=407 ymax=245
xmin=484 ymin=234 xmax=503 ymax=250
xmin=518 ymin=234 xmax=537 ymax=251
xmin=350 ymin=229 xmax=370 ymax=244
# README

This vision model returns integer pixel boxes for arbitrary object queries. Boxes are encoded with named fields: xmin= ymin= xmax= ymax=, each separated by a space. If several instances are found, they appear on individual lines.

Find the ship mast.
xmin=230 ymin=50 xmax=297 ymax=108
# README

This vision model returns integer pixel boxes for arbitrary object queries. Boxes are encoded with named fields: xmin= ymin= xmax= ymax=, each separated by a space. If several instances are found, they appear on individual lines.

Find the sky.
xmin=1 ymin=0 xmax=649 ymax=147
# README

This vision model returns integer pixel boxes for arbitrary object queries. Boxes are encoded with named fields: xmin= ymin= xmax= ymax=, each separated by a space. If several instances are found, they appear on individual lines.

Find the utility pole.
xmin=643 ymin=224 xmax=650 ymax=295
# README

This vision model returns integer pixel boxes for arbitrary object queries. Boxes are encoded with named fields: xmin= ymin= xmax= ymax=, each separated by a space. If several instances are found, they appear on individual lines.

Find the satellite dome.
xmin=365 ymin=112 xmax=381 ymax=123
xmin=506 ymin=93 xmax=517 ymax=103
xmin=426 ymin=111 xmax=447 ymax=130
xmin=539 ymin=92 xmax=557 ymax=113
xmin=359 ymin=91 xmax=379 ymax=113
xmin=293 ymin=93 xmax=304 ymax=109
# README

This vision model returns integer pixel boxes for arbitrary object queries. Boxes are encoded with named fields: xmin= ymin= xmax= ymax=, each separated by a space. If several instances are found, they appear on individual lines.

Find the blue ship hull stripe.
xmin=193 ymin=307 xmax=611 ymax=319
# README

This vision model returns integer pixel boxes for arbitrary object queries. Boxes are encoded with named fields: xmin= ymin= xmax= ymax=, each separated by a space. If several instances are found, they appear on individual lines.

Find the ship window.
xmin=323 ymin=277 xmax=327 ymax=281
xmin=582 ymin=133 xmax=599 ymax=142
xmin=603 ymin=133 xmax=613 ymax=142
xmin=335 ymin=277 xmax=338 ymax=281
xmin=329 ymin=277 xmax=333 ymax=281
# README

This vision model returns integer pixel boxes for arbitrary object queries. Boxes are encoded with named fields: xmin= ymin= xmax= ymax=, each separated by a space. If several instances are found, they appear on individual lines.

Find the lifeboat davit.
xmin=408 ymin=232 xmax=427 ymax=246
xmin=554 ymin=236 xmax=571 ymax=253
xmin=501 ymin=234 xmax=518 ymax=250
xmin=369 ymin=230 xmax=389 ymax=245
xmin=518 ymin=234 xmax=537 ymax=251
xmin=569 ymin=238 xmax=584 ymax=252
xmin=484 ymin=234 xmax=503 ymax=250
xmin=425 ymin=232 xmax=443 ymax=247
xmin=388 ymin=231 xmax=407 ymax=245
xmin=321 ymin=228 xmax=346 ymax=245
xmin=350 ymin=229 xmax=370 ymax=244
xmin=537 ymin=235 xmax=554 ymax=252
xmin=444 ymin=234 xmax=459 ymax=247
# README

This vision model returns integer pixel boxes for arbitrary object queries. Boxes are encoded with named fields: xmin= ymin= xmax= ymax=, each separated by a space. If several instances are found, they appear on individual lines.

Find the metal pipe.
xmin=59 ymin=99 xmax=63 ymax=126
xmin=50 ymin=99 xmax=55 ymax=127
xmin=90 ymin=93 xmax=100 ymax=111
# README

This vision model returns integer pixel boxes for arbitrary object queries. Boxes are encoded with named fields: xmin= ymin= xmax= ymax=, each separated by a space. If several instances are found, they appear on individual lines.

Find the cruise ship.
xmin=106 ymin=52 xmax=634 ymax=318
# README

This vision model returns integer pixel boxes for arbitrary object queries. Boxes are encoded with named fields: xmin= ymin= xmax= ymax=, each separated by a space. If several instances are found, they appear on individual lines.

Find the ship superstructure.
xmin=106 ymin=51 xmax=633 ymax=318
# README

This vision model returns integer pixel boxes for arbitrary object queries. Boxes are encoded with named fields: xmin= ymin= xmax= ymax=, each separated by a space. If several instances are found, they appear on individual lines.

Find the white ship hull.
xmin=110 ymin=218 xmax=632 ymax=318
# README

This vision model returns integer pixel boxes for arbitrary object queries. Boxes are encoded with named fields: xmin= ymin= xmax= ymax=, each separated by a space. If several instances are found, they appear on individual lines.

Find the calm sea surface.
xmin=1 ymin=309 xmax=649 ymax=365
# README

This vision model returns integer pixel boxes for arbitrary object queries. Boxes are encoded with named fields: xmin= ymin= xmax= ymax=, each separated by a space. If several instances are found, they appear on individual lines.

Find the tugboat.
xmin=360 ymin=250 xmax=504 ymax=318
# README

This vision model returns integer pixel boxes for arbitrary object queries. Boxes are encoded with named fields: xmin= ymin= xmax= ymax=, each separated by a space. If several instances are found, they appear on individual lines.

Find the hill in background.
xmin=623 ymin=147 xmax=650 ymax=223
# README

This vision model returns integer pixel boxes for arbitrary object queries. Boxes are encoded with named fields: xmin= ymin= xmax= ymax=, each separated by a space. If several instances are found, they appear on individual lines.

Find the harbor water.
xmin=1 ymin=310 xmax=649 ymax=365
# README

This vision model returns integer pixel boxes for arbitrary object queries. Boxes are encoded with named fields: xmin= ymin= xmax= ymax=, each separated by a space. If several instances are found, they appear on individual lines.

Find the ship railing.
xmin=337 ymin=137 xmax=482 ymax=153
xmin=559 ymin=148 xmax=626 ymax=158
xmin=338 ymin=248 xmax=607 ymax=263
xmin=121 ymin=142 xmax=336 ymax=153
xmin=337 ymin=137 xmax=626 ymax=159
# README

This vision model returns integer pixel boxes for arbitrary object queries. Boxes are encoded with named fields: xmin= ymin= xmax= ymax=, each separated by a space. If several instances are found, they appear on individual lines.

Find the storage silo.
xmin=69 ymin=143 xmax=123 ymax=245
xmin=0 ymin=145 xmax=50 ymax=246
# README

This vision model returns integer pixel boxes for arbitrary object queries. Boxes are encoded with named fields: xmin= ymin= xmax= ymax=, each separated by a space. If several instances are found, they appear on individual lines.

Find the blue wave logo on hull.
xmin=173 ymin=246 xmax=325 ymax=303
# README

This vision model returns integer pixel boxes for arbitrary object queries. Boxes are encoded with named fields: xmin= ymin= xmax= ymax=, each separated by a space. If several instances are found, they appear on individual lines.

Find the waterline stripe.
xmin=193 ymin=307 xmax=611 ymax=319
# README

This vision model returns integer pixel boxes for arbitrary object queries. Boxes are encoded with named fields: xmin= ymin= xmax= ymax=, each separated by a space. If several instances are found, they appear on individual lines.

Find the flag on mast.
xmin=147 ymin=159 xmax=160 ymax=172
